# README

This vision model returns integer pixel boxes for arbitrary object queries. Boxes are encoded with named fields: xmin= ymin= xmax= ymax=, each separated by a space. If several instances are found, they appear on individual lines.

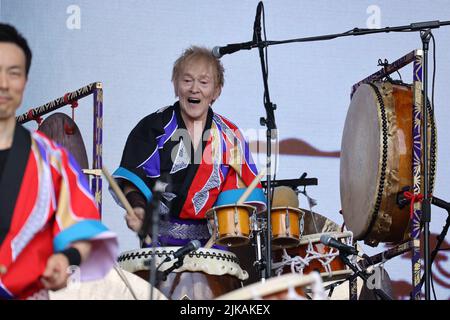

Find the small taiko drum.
xmin=267 ymin=186 xmax=304 ymax=248
xmin=272 ymin=231 xmax=354 ymax=281
xmin=216 ymin=272 xmax=327 ymax=300
xmin=270 ymin=207 xmax=304 ymax=248
xmin=117 ymin=247 xmax=248 ymax=300
xmin=206 ymin=204 xmax=256 ymax=247
xmin=340 ymin=82 xmax=437 ymax=246
xmin=206 ymin=188 xmax=267 ymax=247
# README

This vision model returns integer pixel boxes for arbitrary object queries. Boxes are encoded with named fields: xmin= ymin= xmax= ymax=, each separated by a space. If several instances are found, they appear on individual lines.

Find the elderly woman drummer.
xmin=111 ymin=46 xmax=266 ymax=247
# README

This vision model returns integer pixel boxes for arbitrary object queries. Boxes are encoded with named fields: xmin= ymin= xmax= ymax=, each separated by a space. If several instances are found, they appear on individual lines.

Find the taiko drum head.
xmin=340 ymin=82 xmax=436 ymax=246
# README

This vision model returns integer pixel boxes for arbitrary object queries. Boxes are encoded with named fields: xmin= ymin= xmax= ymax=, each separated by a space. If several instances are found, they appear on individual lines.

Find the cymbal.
xmin=271 ymin=186 xmax=299 ymax=208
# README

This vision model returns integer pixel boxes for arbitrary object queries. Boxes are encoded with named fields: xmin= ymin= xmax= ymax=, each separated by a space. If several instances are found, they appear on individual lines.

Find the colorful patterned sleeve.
xmin=51 ymin=147 xmax=118 ymax=281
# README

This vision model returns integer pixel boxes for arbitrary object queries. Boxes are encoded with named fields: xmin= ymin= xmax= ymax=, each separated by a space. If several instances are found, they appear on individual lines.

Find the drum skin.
xmin=340 ymin=82 xmax=436 ymax=246
xmin=38 ymin=112 xmax=89 ymax=173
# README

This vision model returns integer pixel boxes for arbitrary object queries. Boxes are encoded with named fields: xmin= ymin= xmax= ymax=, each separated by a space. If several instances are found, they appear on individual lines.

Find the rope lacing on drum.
xmin=297 ymin=187 xmax=319 ymax=234
xmin=273 ymin=242 xmax=337 ymax=277
xmin=273 ymin=234 xmax=354 ymax=278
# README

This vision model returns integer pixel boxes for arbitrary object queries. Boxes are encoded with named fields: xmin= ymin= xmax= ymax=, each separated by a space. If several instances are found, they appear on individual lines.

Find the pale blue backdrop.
xmin=1 ymin=0 xmax=449 ymax=299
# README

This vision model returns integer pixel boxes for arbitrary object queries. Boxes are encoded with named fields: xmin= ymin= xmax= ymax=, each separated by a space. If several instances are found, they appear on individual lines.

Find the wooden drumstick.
xmin=102 ymin=166 xmax=152 ymax=245
xmin=203 ymin=232 xmax=216 ymax=249
xmin=237 ymin=166 xmax=267 ymax=205
xmin=102 ymin=166 xmax=135 ymax=216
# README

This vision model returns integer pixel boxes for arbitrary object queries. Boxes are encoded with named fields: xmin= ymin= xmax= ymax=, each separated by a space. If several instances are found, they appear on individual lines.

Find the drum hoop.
xmin=118 ymin=247 xmax=240 ymax=264
xmin=205 ymin=203 xmax=256 ymax=218
xmin=426 ymin=98 xmax=438 ymax=192
xmin=363 ymin=82 xmax=389 ymax=242
xmin=318 ymin=269 xmax=353 ymax=280
xmin=271 ymin=207 xmax=304 ymax=214
xmin=118 ymin=247 xmax=249 ymax=280
xmin=215 ymin=273 xmax=319 ymax=300
xmin=264 ymin=207 xmax=305 ymax=217
xmin=298 ymin=231 xmax=353 ymax=245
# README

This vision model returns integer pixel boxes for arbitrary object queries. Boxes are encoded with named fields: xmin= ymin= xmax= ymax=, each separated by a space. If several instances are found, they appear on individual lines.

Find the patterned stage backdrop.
xmin=1 ymin=0 xmax=449 ymax=299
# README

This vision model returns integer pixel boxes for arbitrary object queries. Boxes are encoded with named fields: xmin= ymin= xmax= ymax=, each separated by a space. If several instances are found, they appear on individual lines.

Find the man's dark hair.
xmin=0 ymin=23 xmax=32 ymax=76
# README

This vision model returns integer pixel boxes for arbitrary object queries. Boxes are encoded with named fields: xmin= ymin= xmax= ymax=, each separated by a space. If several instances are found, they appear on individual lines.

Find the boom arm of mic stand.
xmin=249 ymin=20 xmax=450 ymax=50
xmin=340 ymin=254 xmax=392 ymax=300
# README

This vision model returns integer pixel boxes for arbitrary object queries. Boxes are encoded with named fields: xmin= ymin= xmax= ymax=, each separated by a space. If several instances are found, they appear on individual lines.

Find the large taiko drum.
xmin=117 ymin=247 xmax=249 ymax=300
xmin=340 ymin=82 xmax=437 ymax=246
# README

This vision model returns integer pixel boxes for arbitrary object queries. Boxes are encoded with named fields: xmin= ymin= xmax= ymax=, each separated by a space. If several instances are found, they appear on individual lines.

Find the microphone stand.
xmin=159 ymin=256 xmax=185 ymax=282
xmin=254 ymin=1 xmax=277 ymax=279
xmin=139 ymin=189 xmax=161 ymax=301
xmin=339 ymin=253 xmax=393 ymax=300
xmin=149 ymin=193 xmax=160 ymax=300
xmin=140 ymin=177 xmax=170 ymax=300
xmin=420 ymin=29 xmax=432 ymax=300
xmin=418 ymin=196 xmax=450 ymax=291
xmin=240 ymin=17 xmax=450 ymax=298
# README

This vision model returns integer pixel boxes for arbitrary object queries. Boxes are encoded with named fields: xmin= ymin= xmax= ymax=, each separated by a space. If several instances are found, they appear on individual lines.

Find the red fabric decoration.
xmin=403 ymin=191 xmax=424 ymax=219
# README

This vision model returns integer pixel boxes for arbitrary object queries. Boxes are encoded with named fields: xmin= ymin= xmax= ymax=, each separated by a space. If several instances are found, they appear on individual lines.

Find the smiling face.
xmin=0 ymin=42 xmax=27 ymax=121
xmin=174 ymin=58 xmax=221 ymax=126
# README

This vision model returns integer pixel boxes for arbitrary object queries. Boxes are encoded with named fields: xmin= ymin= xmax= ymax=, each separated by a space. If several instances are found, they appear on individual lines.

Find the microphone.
xmin=171 ymin=240 xmax=201 ymax=260
xmin=320 ymin=234 xmax=363 ymax=257
xmin=212 ymin=41 xmax=255 ymax=58
xmin=211 ymin=2 xmax=263 ymax=59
